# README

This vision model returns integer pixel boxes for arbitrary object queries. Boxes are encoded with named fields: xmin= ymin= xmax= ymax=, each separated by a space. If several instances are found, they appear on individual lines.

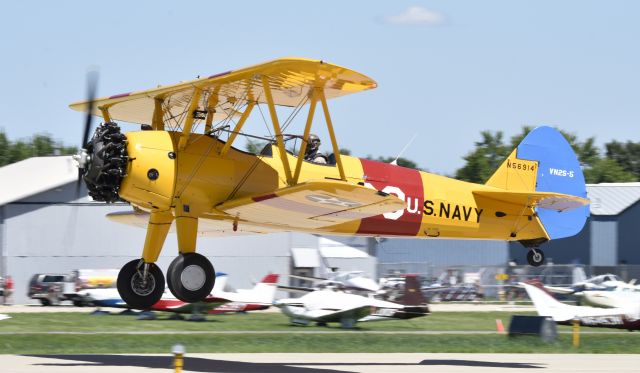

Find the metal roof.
xmin=0 ymin=156 xmax=77 ymax=206
xmin=587 ymin=182 xmax=640 ymax=216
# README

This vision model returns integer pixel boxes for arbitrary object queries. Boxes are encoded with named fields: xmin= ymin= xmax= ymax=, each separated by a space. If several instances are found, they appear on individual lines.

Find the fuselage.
xmin=117 ymin=131 xmax=547 ymax=241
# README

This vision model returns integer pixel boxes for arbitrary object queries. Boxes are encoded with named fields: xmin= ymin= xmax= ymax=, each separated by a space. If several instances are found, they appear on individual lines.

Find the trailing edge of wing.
xmin=473 ymin=190 xmax=589 ymax=212
xmin=217 ymin=180 xmax=406 ymax=230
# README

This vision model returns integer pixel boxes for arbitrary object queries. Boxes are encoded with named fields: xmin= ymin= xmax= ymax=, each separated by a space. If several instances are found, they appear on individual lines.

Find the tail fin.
xmin=248 ymin=273 xmax=279 ymax=304
xmin=212 ymin=272 xmax=228 ymax=292
xmin=400 ymin=274 xmax=427 ymax=305
xmin=486 ymin=126 xmax=589 ymax=240
xmin=257 ymin=273 xmax=279 ymax=285
xmin=521 ymin=281 xmax=573 ymax=321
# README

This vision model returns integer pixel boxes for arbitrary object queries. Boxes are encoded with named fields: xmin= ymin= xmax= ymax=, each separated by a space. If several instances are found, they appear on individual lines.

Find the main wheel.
xmin=117 ymin=259 xmax=165 ymax=309
xmin=527 ymin=248 xmax=545 ymax=267
xmin=167 ymin=253 xmax=215 ymax=303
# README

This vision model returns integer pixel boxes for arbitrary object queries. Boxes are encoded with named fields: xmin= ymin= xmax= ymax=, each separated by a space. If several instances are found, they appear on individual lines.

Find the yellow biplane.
xmin=70 ymin=57 xmax=589 ymax=309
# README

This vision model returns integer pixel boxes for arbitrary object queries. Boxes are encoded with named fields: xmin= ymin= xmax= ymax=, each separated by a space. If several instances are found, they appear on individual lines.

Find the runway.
xmin=0 ymin=353 xmax=637 ymax=372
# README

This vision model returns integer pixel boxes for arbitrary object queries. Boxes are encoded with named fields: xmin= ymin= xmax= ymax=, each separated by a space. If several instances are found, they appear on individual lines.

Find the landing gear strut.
xmin=526 ymin=248 xmax=545 ymax=267
xmin=167 ymin=253 xmax=215 ymax=302
xmin=117 ymin=259 xmax=165 ymax=309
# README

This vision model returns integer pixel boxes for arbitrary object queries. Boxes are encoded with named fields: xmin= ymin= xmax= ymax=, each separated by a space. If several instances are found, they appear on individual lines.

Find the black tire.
xmin=166 ymin=255 xmax=179 ymax=297
xmin=117 ymin=259 xmax=165 ymax=310
xmin=40 ymin=298 xmax=50 ymax=306
xmin=527 ymin=249 xmax=545 ymax=267
xmin=167 ymin=253 xmax=215 ymax=303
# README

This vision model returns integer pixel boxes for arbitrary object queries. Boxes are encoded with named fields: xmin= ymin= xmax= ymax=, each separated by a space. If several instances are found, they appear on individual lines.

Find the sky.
xmin=1 ymin=1 xmax=638 ymax=175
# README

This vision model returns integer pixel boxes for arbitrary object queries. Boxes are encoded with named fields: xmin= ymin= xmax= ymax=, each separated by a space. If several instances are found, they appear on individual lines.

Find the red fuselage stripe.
xmin=356 ymin=158 xmax=424 ymax=236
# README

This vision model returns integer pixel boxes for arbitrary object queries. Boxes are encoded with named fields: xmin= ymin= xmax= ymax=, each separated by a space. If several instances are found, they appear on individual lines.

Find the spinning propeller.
xmin=73 ymin=71 xmax=98 ymax=197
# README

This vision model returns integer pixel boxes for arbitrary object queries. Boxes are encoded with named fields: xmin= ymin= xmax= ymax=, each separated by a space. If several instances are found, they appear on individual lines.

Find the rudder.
xmin=487 ymin=126 xmax=589 ymax=240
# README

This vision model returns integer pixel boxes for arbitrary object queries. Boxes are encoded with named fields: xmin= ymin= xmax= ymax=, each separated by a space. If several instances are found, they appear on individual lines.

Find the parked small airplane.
xmin=275 ymin=274 xmax=428 ymax=328
xmin=80 ymin=273 xmax=278 ymax=315
xmin=544 ymin=273 xmax=637 ymax=294
xmin=522 ymin=281 xmax=640 ymax=331
xmin=541 ymin=272 xmax=640 ymax=308
xmin=287 ymin=270 xmax=380 ymax=293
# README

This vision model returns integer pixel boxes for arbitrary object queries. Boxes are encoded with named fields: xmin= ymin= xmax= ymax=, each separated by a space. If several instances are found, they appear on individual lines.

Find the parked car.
xmin=28 ymin=273 xmax=69 ymax=306
xmin=0 ymin=276 xmax=4 ymax=297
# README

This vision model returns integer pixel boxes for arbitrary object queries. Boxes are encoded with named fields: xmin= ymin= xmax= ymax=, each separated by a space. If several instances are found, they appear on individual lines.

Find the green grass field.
xmin=1 ymin=311 xmax=639 ymax=354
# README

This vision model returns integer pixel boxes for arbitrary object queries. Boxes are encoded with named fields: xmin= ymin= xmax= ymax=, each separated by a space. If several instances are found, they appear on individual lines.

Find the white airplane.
xmin=79 ymin=273 xmax=279 ymax=314
xmin=274 ymin=274 xmax=429 ymax=328
xmin=522 ymin=281 xmax=640 ymax=331
xmin=288 ymin=270 xmax=380 ymax=293
xmin=543 ymin=272 xmax=637 ymax=295
xmin=541 ymin=271 xmax=640 ymax=309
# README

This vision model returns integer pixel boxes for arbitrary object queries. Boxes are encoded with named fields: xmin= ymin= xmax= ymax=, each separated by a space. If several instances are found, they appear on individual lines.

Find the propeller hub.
xmin=72 ymin=149 xmax=90 ymax=169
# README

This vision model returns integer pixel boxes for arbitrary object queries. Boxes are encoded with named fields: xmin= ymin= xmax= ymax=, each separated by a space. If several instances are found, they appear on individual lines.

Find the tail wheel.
xmin=527 ymin=248 xmax=545 ymax=267
xmin=117 ymin=259 xmax=165 ymax=309
xmin=167 ymin=253 xmax=215 ymax=303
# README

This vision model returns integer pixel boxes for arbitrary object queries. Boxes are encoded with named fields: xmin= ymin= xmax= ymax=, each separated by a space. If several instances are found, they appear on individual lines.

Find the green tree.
xmin=8 ymin=140 xmax=32 ymax=164
xmin=583 ymin=158 xmax=637 ymax=183
xmin=455 ymin=130 xmax=509 ymax=183
xmin=455 ymin=126 xmax=609 ymax=183
xmin=605 ymin=141 xmax=640 ymax=180
xmin=0 ymin=132 xmax=77 ymax=166
xmin=374 ymin=156 xmax=418 ymax=169
xmin=0 ymin=130 xmax=9 ymax=166
xmin=245 ymin=138 xmax=268 ymax=154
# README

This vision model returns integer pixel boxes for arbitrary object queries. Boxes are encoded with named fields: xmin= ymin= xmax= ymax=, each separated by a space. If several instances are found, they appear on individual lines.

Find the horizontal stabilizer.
xmin=474 ymin=190 xmax=589 ymax=212
xmin=218 ymin=180 xmax=405 ymax=229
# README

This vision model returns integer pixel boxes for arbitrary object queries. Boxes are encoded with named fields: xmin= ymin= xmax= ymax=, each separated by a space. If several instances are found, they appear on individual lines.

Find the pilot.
xmin=304 ymin=134 xmax=328 ymax=164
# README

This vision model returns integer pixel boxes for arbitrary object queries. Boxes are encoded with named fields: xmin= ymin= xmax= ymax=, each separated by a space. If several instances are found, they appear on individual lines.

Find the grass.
xmin=1 ymin=311 xmax=639 ymax=354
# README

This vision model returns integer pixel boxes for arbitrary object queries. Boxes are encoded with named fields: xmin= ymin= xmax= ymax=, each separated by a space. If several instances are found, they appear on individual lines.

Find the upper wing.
xmin=216 ymin=180 xmax=406 ymax=230
xmin=69 ymin=57 xmax=377 ymax=126
xmin=473 ymin=190 xmax=589 ymax=212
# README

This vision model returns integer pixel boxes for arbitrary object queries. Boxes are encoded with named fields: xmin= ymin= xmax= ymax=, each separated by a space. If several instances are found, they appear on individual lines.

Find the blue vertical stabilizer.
xmin=516 ymin=126 xmax=589 ymax=239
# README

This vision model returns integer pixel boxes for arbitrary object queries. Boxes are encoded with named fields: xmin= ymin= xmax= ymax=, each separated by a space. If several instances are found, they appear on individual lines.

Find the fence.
xmin=377 ymin=262 xmax=640 ymax=300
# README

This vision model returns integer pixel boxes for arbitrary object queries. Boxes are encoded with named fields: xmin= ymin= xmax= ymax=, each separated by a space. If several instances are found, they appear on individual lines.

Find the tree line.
xmin=2 ymin=129 xmax=637 ymax=185
xmin=455 ymin=127 xmax=639 ymax=184
xmin=0 ymin=131 xmax=77 ymax=167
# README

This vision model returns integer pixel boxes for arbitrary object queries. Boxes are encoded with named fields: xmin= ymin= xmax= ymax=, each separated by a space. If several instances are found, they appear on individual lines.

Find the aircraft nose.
xmin=81 ymin=122 xmax=128 ymax=203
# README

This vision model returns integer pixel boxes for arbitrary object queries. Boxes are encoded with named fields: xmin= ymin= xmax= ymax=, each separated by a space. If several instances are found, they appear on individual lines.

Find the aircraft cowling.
xmin=117 ymin=130 xmax=177 ymax=210
xmin=82 ymin=122 xmax=129 ymax=203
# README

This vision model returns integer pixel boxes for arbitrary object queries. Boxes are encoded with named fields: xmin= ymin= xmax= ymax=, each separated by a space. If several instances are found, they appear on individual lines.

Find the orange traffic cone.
xmin=496 ymin=319 xmax=505 ymax=333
